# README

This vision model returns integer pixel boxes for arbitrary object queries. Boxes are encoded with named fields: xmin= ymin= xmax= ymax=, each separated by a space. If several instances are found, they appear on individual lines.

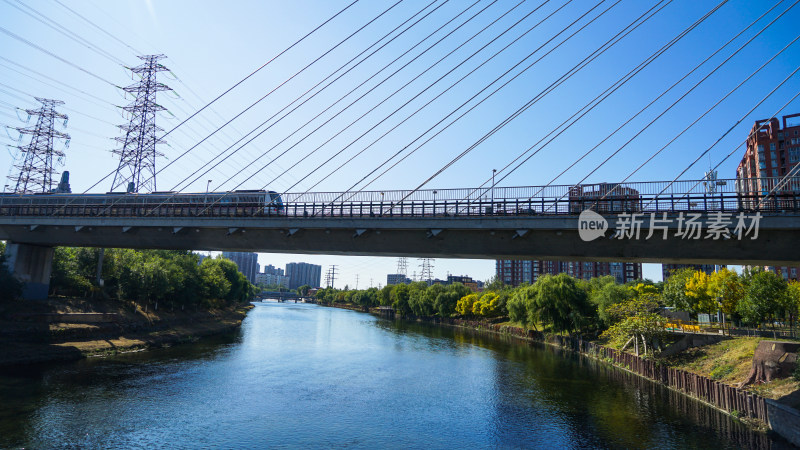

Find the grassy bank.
xmin=663 ymin=337 xmax=800 ymax=407
xmin=0 ymin=297 xmax=253 ymax=367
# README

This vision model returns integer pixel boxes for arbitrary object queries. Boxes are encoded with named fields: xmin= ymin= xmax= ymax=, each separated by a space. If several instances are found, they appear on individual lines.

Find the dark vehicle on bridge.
xmin=0 ymin=190 xmax=285 ymax=217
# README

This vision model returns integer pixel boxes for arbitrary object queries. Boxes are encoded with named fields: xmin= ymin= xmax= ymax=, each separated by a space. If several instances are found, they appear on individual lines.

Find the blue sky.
xmin=1 ymin=0 xmax=799 ymax=286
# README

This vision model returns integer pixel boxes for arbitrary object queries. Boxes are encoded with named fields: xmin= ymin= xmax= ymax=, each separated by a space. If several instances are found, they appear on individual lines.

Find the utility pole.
xmin=9 ymin=98 xmax=70 ymax=193
xmin=355 ymin=274 xmax=359 ymax=290
xmin=111 ymin=54 xmax=172 ymax=193
xmin=326 ymin=265 xmax=338 ymax=289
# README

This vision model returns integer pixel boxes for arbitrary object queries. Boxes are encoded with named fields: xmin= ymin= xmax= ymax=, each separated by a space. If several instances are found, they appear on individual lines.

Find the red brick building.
xmin=735 ymin=114 xmax=800 ymax=280
xmin=496 ymin=259 xmax=642 ymax=287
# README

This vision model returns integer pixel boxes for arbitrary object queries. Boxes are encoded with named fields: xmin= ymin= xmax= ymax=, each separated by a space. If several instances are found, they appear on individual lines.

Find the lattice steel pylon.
xmin=396 ymin=257 xmax=408 ymax=276
xmin=111 ymin=54 xmax=172 ymax=193
xmin=9 ymin=98 xmax=70 ymax=194
xmin=418 ymin=258 xmax=434 ymax=284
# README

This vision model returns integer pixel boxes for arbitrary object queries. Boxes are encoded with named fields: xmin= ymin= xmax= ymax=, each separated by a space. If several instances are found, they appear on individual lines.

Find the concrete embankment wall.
xmin=766 ymin=400 xmax=800 ymax=447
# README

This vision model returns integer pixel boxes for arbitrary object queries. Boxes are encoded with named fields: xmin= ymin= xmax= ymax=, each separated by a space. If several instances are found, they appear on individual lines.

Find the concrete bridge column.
xmin=4 ymin=242 xmax=54 ymax=300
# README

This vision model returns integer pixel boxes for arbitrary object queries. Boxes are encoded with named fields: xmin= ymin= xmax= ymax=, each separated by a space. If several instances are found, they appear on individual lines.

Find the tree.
xmin=507 ymin=285 xmax=532 ymax=326
xmin=379 ymin=285 xmax=393 ymax=306
xmin=737 ymin=270 xmax=788 ymax=331
xmin=601 ymin=297 xmax=667 ymax=356
xmin=484 ymin=276 xmax=505 ymax=292
xmin=297 ymin=284 xmax=311 ymax=297
xmin=391 ymin=284 xmax=412 ymax=316
xmin=587 ymin=277 xmax=632 ymax=328
xmin=684 ymin=271 xmax=717 ymax=315
xmin=50 ymin=247 xmax=93 ymax=296
xmin=527 ymin=274 xmax=595 ymax=334
xmin=456 ymin=293 xmax=479 ymax=317
xmin=472 ymin=291 xmax=502 ymax=317
xmin=787 ymin=281 xmax=800 ymax=335
xmin=200 ymin=259 xmax=231 ymax=306
xmin=433 ymin=283 xmax=471 ymax=317
xmin=409 ymin=284 xmax=442 ymax=317
xmin=662 ymin=268 xmax=695 ymax=312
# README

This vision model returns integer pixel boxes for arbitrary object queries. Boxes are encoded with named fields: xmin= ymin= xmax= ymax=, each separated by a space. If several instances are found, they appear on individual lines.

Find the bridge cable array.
xmin=106 ymin=0 xmax=465 ymax=216
xmin=136 ymin=0 xmax=554 ymax=216
xmin=531 ymin=0 xmax=787 ymax=202
xmin=372 ymin=0 xmax=684 ymax=212
xmin=166 ymin=0 xmax=459 ymax=193
xmin=444 ymin=0 xmax=731 ymax=210
xmin=332 ymin=0 xmax=633 ymax=204
xmin=82 ymin=0 xmax=379 ymax=197
xmin=537 ymin=0 xmax=800 ymax=211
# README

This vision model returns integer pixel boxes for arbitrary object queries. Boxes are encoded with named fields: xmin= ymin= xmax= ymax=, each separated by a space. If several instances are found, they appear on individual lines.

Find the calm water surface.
xmin=0 ymin=302 xmax=791 ymax=448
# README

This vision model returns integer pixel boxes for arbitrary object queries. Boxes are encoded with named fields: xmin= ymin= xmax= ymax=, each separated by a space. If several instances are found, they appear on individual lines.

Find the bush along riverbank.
xmin=324 ymin=302 xmax=800 ymax=446
xmin=0 ymin=297 xmax=254 ymax=367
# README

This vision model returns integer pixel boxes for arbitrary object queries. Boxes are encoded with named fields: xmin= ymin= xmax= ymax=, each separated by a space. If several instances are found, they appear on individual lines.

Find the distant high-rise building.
xmin=386 ymin=274 xmax=410 ymax=285
xmin=286 ymin=262 xmax=322 ymax=289
xmin=262 ymin=264 xmax=284 ymax=277
xmin=222 ymin=251 xmax=258 ymax=284
xmin=496 ymin=259 xmax=642 ymax=287
xmin=735 ymin=114 xmax=800 ymax=281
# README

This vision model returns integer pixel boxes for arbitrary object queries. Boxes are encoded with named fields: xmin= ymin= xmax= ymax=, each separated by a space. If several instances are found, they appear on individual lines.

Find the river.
xmin=0 ymin=301 xmax=791 ymax=448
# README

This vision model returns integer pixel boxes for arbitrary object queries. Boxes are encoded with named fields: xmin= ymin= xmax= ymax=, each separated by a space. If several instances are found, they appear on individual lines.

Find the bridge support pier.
xmin=4 ymin=242 xmax=54 ymax=300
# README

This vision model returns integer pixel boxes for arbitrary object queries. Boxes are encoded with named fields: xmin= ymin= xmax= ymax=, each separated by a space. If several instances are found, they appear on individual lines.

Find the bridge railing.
xmin=0 ymin=177 xmax=798 ymax=218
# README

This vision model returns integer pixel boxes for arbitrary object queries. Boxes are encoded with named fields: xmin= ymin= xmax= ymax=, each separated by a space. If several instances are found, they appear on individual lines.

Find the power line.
xmin=52 ymin=0 xmax=144 ymax=55
xmin=0 ymin=25 xmax=119 ymax=87
xmin=3 ymin=0 xmax=126 ymax=65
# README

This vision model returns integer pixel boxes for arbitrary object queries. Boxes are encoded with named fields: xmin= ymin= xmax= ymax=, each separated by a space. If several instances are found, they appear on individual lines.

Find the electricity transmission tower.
xmin=396 ymin=257 xmax=408 ymax=276
xmin=9 ymin=98 xmax=70 ymax=194
xmin=111 ymin=54 xmax=172 ymax=193
xmin=418 ymin=258 xmax=434 ymax=284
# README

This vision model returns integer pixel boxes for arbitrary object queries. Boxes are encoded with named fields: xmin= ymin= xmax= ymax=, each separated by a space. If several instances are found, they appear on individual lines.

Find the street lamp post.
xmin=433 ymin=190 xmax=437 ymax=215
xmin=206 ymin=179 xmax=212 ymax=193
xmin=491 ymin=169 xmax=496 ymax=213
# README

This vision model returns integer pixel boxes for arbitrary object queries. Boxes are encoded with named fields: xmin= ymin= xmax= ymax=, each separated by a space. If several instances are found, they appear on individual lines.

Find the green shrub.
xmin=793 ymin=364 xmax=800 ymax=382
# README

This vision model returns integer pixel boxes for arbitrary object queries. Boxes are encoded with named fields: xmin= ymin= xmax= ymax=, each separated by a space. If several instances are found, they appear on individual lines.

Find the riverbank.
xmin=0 ymin=297 xmax=253 ymax=367
xmin=433 ymin=317 xmax=800 ymax=445
xmin=325 ymin=303 xmax=799 ymax=445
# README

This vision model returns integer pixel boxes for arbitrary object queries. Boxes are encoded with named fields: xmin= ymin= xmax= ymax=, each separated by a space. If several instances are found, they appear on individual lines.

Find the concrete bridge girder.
xmin=0 ymin=214 xmax=798 ymax=267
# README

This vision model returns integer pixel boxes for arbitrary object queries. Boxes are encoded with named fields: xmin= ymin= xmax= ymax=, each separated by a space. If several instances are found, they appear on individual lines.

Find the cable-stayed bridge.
xmin=3 ymin=1 xmax=800 ymax=299
xmin=2 ymin=177 xmax=798 ymax=298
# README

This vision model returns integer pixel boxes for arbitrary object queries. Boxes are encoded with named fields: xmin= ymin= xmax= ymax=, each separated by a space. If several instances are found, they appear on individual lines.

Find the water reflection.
xmin=0 ymin=303 xmax=789 ymax=449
